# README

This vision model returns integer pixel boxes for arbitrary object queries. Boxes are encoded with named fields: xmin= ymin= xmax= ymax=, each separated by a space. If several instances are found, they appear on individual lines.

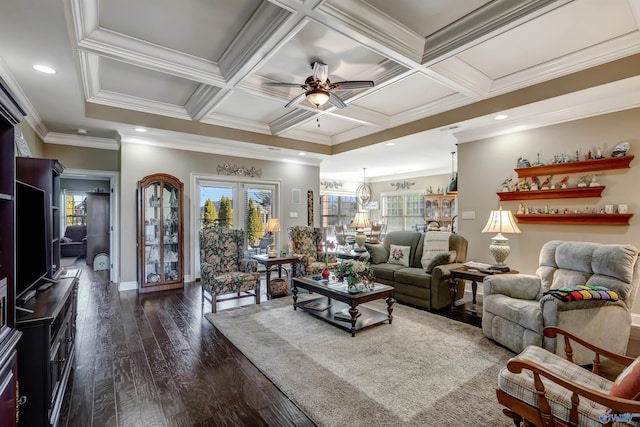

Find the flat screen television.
xmin=15 ymin=181 xmax=48 ymax=303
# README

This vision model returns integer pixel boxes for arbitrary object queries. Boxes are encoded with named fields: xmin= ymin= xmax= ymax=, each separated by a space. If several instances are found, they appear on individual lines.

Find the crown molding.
xmin=45 ymin=132 xmax=120 ymax=150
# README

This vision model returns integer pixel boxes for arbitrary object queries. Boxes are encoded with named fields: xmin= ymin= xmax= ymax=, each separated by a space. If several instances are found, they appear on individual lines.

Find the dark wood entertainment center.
xmin=1 ymin=78 xmax=80 ymax=426
xmin=0 ymin=77 xmax=25 ymax=427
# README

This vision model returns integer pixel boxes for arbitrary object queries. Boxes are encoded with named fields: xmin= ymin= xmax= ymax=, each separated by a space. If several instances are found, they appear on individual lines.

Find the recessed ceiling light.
xmin=385 ymin=142 xmax=395 ymax=146
xmin=33 ymin=64 xmax=56 ymax=74
xmin=77 ymin=128 xmax=87 ymax=135
xmin=135 ymin=127 xmax=147 ymax=132
xmin=494 ymin=114 xmax=508 ymax=120
xmin=299 ymin=152 xmax=306 ymax=156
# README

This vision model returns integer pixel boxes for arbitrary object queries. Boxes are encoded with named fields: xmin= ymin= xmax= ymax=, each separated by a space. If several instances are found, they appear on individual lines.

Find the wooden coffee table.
xmin=292 ymin=276 xmax=394 ymax=337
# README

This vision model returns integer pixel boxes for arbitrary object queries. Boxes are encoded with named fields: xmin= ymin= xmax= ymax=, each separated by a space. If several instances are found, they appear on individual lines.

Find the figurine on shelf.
xmin=595 ymin=147 xmax=604 ymax=159
xmin=540 ymin=176 xmax=551 ymax=190
xmin=577 ymin=176 xmax=589 ymax=187
xmin=516 ymin=177 xmax=529 ymax=191
xmin=501 ymin=178 xmax=513 ymax=192
xmin=558 ymin=176 xmax=569 ymax=189
xmin=517 ymin=157 xmax=531 ymax=168
xmin=530 ymin=176 xmax=540 ymax=191
xmin=517 ymin=203 xmax=525 ymax=214
xmin=589 ymin=175 xmax=600 ymax=187
xmin=612 ymin=141 xmax=630 ymax=157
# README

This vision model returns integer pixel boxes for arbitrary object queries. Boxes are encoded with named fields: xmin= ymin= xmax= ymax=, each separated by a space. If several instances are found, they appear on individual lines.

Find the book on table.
xmin=304 ymin=300 xmax=331 ymax=311
xmin=334 ymin=308 xmax=361 ymax=322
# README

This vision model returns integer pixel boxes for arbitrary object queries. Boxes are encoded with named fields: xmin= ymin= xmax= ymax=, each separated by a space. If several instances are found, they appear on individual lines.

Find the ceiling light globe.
xmin=306 ymin=89 xmax=330 ymax=107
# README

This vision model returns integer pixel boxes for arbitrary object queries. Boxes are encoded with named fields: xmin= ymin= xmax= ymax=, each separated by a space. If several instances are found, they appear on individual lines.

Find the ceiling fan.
xmin=263 ymin=61 xmax=374 ymax=109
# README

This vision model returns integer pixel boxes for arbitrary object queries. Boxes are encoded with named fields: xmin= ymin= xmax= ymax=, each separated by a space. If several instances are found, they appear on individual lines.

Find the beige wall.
xmin=44 ymin=144 xmax=119 ymax=171
xmin=120 ymin=142 xmax=320 ymax=284
xmin=457 ymin=107 xmax=640 ymax=315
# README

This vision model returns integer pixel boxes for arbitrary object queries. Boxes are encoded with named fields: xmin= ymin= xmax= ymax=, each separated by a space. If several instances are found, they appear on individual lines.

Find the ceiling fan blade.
xmin=328 ymin=93 xmax=346 ymax=109
xmin=262 ymin=82 xmax=306 ymax=88
xmin=311 ymin=62 xmax=329 ymax=84
xmin=284 ymin=92 xmax=307 ymax=108
xmin=331 ymin=81 xmax=374 ymax=91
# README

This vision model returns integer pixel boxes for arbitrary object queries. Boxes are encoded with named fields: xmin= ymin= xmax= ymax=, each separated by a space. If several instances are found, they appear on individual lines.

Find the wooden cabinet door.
xmin=0 ymin=350 xmax=18 ymax=427
xmin=86 ymin=192 xmax=110 ymax=265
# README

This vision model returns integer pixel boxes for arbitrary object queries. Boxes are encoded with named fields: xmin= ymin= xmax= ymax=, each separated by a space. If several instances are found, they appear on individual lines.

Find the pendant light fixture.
xmin=446 ymin=151 xmax=458 ymax=195
xmin=355 ymin=168 xmax=371 ymax=209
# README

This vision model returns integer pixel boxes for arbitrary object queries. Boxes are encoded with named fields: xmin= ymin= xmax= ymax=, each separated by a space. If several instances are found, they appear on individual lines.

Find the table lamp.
xmin=350 ymin=211 xmax=371 ymax=252
xmin=265 ymin=218 xmax=281 ymax=258
xmin=481 ymin=207 xmax=521 ymax=270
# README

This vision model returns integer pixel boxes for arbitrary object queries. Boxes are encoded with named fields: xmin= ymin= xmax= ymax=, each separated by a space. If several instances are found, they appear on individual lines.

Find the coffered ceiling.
xmin=0 ymin=0 xmax=639 ymax=181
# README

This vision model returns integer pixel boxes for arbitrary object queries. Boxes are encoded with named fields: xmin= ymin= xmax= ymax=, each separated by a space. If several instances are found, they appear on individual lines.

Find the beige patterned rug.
xmin=205 ymin=297 xmax=515 ymax=426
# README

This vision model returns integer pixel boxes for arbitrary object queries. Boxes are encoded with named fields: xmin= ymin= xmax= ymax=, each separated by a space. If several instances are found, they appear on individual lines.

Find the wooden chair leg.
xmin=212 ymin=293 xmax=217 ymax=313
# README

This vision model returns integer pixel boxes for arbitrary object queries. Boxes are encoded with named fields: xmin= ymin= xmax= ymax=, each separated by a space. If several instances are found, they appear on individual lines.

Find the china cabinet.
xmin=137 ymin=173 xmax=184 ymax=293
xmin=424 ymin=194 xmax=456 ymax=228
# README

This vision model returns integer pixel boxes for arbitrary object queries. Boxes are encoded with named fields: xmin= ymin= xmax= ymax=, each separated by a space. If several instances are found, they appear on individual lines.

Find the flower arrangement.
xmin=334 ymin=260 xmax=374 ymax=289
xmin=391 ymin=246 xmax=405 ymax=262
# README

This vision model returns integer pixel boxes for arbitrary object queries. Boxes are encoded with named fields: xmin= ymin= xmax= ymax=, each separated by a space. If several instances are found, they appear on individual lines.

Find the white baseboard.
xmin=119 ymin=281 xmax=137 ymax=291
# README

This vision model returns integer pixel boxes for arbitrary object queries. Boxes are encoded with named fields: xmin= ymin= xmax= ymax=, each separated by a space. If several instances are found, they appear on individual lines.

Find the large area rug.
xmin=205 ymin=297 xmax=516 ymax=426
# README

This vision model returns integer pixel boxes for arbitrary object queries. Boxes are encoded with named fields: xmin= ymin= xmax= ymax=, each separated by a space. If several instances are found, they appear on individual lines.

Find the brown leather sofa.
xmin=366 ymin=231 xmax=468 ymax=311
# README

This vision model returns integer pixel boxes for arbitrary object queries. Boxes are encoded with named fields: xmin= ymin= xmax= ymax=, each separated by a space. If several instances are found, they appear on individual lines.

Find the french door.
xmin=193 ymin=176 xmax=279 ymax=279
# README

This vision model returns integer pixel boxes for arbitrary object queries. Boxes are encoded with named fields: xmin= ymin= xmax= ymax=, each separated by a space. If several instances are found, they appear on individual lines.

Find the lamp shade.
xmin=481 ymin=207 xmax=520 ymax=268
xmin=306 ymin=89 xmax=330 ymax=107
xmin=265 ymin=218 xmax=281 ymax=232
xmin=350 ymin=211 xmax=371 ymax=229
xmin=350 ymin=211 xmax=371 ymax=252
xmin=481 ymin=208 xmax=521 ymax=235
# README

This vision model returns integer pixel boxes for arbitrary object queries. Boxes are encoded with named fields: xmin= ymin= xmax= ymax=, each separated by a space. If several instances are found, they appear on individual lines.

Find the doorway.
xmin=60 ymin=169 xmax=119 ymax=283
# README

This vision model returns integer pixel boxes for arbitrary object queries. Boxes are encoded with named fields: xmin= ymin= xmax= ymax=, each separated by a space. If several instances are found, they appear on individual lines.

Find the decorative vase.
xmin=346 ymin=274 xmax=357 ymax=292
xmin=321 ymin=268 xmax=330 ymax=280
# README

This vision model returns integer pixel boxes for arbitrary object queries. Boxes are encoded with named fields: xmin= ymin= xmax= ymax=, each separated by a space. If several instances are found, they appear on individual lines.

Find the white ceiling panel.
xmin=352 ymin=73 xmax=458 ymax=115
xmin=99 ymin=0 xmax=262 ymax=60
xmin=212 ymin=91 xmax=289 ymax=123
xmin=365 ymin=0 xmax=492 ymax=37
xmin=100 ymin=58 xmax=199 ymax=105
xmin=458 ymin=0 xmax=639 ymax=79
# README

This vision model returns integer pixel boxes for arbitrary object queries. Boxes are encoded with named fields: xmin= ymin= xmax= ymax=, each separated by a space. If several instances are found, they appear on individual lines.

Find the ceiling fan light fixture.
xmin=306 ymin=89 xmax=330 ymax=107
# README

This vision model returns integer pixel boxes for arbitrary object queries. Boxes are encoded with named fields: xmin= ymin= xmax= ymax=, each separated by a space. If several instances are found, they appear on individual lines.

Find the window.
xmin=197 ymin=179 xmax=277 ymax=247
xmin=380 ymin=191 xmax=424 ymax=232
xmin=320 ymin=194 xmax=357 ymax=227
xmin=65 ymin=192 xmax=86 ymax=225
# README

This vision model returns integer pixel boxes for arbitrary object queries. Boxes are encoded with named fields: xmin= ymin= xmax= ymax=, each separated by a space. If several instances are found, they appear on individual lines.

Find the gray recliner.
xmin=483 ymin=240 xmax=640 ymax=364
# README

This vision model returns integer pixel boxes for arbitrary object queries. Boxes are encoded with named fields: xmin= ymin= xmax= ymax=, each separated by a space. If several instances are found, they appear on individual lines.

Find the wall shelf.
xmin=514 ymin=213 xmax=633 ymax=225
xmin=497 ymin=186 xmax=604 ymax=201
xmin=514 ymin=155 xmax=634 ymax=178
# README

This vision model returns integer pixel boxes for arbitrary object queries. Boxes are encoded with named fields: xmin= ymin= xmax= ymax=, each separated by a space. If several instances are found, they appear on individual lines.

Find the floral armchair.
xmin=287 ymin=226 xmax=338 ymax=275
xmin=200 ymin=227 xmax=261 ymax=312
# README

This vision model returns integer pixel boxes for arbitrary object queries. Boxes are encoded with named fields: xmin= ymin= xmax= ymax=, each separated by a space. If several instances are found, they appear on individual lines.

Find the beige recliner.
xmin=483 ymin=240 xmax=640 ymax=364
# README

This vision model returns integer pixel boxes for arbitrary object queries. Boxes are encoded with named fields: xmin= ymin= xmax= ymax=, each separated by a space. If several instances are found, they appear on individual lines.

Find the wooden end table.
xmin=252 ymin=254 xmax=300 ymax=299
xmin=449 ymin=267 xmax=518 ymax=315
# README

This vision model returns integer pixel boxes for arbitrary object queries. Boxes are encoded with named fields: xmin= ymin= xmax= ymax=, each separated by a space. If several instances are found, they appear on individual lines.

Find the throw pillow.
xmin=388 ymin=244 xmax=411 ymax=267
xmin=610 ymin=356 xmax=640 ymax=400
xmin=365 ymin=243 xmax=388 ymax=265
xmin=426 ymin=252 xmax=451 ymax=273
xmin=61 ymin=237 xmax=72 ymax=243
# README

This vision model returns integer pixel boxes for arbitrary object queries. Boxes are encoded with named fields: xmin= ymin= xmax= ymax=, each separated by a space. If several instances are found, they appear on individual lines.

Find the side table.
xmin=449 ymin=267 xmax=519 ymax=315
xmin=252 ymin=254 xmax=300 ymax=299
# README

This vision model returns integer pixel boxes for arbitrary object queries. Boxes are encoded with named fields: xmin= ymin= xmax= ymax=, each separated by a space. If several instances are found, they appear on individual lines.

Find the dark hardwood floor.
xmin=57 ymin=260 xmax=636 ymax=426
xmin=58 ymin=260 xmax=315 ymax=427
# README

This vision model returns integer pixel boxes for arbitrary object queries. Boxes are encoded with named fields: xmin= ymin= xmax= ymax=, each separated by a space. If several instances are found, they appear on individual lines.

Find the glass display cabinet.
xmin=137 ymin=173 xmax=184 ymax=293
